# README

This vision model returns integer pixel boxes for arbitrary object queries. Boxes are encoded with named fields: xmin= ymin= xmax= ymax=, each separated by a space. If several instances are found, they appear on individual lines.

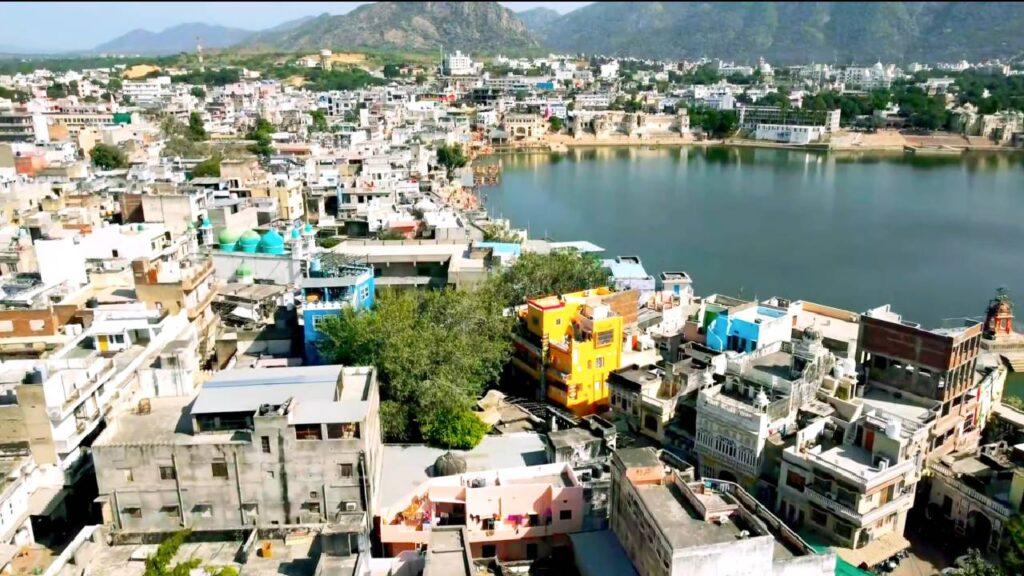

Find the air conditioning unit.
xmin=344 ymin=502 xmax=357 ymax=512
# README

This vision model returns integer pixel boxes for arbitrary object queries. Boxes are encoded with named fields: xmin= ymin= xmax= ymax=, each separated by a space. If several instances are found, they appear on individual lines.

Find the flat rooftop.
xmin=94 ymin=396 xmax=243 ymax=446
xmin=638 ymin=483 xmax=743 ymax=549
xmin=746 ymin=351 xmax=796 ymax=381
xmin=377 ymin=433 xmax=547 ymax=510
xmin=860 ymin=385 xmax=936 ymax=423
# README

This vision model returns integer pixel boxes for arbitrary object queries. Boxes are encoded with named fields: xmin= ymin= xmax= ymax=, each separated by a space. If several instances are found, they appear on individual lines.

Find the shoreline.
xmin=478 ymin=131 xmax=1024 ymax=157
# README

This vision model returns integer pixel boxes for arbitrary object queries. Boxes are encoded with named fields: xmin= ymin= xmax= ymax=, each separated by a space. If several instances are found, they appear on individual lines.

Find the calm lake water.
xmin=483 ymin=147 xmax=1024 ymax=327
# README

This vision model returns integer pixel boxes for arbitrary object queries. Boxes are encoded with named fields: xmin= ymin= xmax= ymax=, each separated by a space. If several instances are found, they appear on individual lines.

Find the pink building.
xmin=379 ymin=463 xmax=586 ymax=561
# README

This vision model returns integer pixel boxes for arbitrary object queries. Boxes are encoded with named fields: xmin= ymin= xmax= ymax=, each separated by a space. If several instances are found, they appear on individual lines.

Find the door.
xmin=864 ymin=429 xmax=875 ymax=452
xmin=98 ymin=335 xmax=109 ymax=353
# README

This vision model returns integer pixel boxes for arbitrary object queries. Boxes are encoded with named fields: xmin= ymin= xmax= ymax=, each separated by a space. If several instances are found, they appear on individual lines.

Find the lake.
xmin=483 ymin=146 xmax=1024 ymax=327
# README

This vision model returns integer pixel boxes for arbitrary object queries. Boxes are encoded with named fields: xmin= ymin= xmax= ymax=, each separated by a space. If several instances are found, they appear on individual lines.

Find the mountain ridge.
xmin=244 ymin=2 xmax=538 ymax=54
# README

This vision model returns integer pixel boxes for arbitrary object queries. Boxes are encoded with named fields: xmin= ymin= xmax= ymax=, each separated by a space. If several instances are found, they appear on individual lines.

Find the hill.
xmin=537 ymin=2 xmax=1024 ymax=64
xmin=516 ymin=7 xmax=561 ymax=38
xmin=94 ymin=23 xmax=254 ymax=55
xmin=245 ymin=1 xmax=538 ymax=54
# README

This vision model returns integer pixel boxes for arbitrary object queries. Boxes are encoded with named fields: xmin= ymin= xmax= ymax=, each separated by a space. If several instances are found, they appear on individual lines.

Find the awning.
xmin=835 ymin=532 xmax=910 ymax=568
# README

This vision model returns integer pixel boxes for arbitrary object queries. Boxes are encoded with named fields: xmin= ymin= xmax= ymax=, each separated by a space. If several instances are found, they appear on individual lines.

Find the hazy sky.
xmin=0 ymin=2 xmax=591 ymax=52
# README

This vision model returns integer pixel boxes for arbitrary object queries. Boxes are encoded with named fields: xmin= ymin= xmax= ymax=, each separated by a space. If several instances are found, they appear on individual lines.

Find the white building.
xmin=599 ymin=61 xmax=619 ymax=80
xmin=755 ymin=124 xmax=827 ymax=145
xmin=443 ymin=51 xmax=477 ymax=76
xmin=121 ymin=76 xmax=172 ymax=105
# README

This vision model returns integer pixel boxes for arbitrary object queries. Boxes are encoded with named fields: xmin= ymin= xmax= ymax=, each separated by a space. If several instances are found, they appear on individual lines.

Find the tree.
xmin=419 ymin=392 xmax=490 ymax=449
xmin=89 ymin=143 xmax=128 ymax=169
xmin=191 ymin=154 xmax=221 ymax=178
xmin=481 ymin=224 xmax=521 ymax=243
xmin=189 ymin=86 xmax=206 ymax=99
xmin=317 ymin=288 xmax=512 ymax=446
xmin=382 ymin=63 xmax=401 ymax=78
xmin=310 ymin=109 xmax=329 ymax=132
xmin=1002 ymin=515 xmax=1024 ymax=574
xmin=486 ymin=251 xmax=611 ymax=308
xmin=436 ymin=144 xmax=468 ymax=176
xmin=246 ymin=116 xmax=275 ymax=159
xmin=548 ymin=116 xmax=564 ymax=132
xmin=949 ymin=550 xmax=1006 ymax=576
xmin=46 ymin=82 xmax=67 ymax=98
xmin=187 ymin=111 xmax=208 ymax=141
xmin=107 ymin=78 xmax=123 ymax=92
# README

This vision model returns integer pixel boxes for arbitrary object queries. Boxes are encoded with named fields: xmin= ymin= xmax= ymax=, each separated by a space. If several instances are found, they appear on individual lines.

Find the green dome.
xmin=258 ymin=229 xmax=285 ymax=255
xmin=218 ymin=228 xmax=241 ymax=251
xmin=238 ymin=229 xmax=261 ymax=253
xmin=236 ymin=262 xmax=253 ymax=277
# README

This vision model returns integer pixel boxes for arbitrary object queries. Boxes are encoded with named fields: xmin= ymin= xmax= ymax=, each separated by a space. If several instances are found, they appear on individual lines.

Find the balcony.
xmin=806 ymin=484 xmax=915 ymax=527
xmin=181 ymin=260 xmax=214 ymax=291
xmin=931 ymin=464 xmax=1013 ymax=519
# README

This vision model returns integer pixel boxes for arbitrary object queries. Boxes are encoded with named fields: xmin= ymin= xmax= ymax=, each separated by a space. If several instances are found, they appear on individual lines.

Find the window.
xmin=596 ymin=357 xmax=605 ymax=369
xmin=327 ymin=423 xmax=358 ymax=439
xmin=834 ymin=522 xmax=854 ymax=539
xmin=295 ymin=424 xmax=323 ymax=440
xmin=211 ymin=461 xmax=229 ymax=479
xmin=123 ymin=507 xmax=142 ymax=518
xmin=526 ymin=543 xmax=538 ymax=559
xmin=193 ymin=504 xmax=213 ymax=518
xmin=309 ymin=491 xmax=318 ymax=499
xmin=159 ymin=466 xmax=176 ymax=480
xmin=596 ymin=330 xmax=614 ymax=347
xmin=0 ymin=321 xmax=12 ymax=332
xmin=481 ymin=545 xmax=496 ymax=558
xmin=481 ymin=518 xmax=495 ymax=530
xmin=559 ymin=509 xmax=572 ymax=521
xmin=161 ymin=505 xmax=179 ymax=517
xmin=785 ymin=471 xmax=805 ymax=491
xmin=301 ymin=501 xmax=321 ymax=514
xmin=644 ymin=414 xmax=659 ymax=432
xmin=528 ymin=513 xmax=540 ymax=526
xmin=311 ymin=315 xmax=330 ymax=332
xmin=339 ymin=463 xmax=354 ymax=478
xmin=810 ymin=508 xmax=827 ymax=527
xmin=119 ymin=468 xmax=134 ymax=482
xmin=25 ymin=319 xmax=43 ymax=332
xmin=359 ymin=286 xmax=370 ymax=301
xmin=261 ymin=436 xmax=271 ymax=453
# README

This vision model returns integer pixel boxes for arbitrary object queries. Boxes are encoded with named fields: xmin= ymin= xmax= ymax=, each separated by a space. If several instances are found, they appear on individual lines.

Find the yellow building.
xmin=511 ymin=288 xmax=624 ymax=416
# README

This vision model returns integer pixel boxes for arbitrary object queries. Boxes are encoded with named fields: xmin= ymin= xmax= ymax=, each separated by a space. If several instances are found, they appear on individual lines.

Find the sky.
xmin=0 ymin=2 xmax=592 ymax=53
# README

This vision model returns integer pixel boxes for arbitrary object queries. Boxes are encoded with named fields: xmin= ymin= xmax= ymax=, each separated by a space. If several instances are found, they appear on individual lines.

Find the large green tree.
xmin=246 ymin=117 xmax=275 ymax=159
xmin=317 ymin=288 xmax=510 ymax=445
xmin=436 ymin=144 xmax=468 ymax=176
xmin=486 ymin=251 xmax=612 ymax=308
xmin=89 ymin=143 xmax=128 ymax=170
xmin=187 ymin=111 xmax=208 ymax=141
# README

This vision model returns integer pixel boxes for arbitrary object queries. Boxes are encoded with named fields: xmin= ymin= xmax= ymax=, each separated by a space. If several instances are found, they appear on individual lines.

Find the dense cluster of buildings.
xmin=0 ymin=47 xmax=1022 ymax=576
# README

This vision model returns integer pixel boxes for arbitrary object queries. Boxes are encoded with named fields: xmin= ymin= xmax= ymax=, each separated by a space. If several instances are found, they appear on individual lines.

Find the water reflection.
xmin=485 ymin=147 xmax=1024 ymax=326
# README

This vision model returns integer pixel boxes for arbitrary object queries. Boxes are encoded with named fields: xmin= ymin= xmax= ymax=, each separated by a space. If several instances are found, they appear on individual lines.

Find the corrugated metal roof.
xmin=192 ymin=366 xmax=344 ymax=414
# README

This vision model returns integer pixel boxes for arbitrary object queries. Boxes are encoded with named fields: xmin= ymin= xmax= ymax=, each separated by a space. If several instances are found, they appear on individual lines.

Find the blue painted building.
xmin=300 ymin=261 xmax=375 ymax=364
xmin=705 ymin=304 xmax=791 ymax=353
